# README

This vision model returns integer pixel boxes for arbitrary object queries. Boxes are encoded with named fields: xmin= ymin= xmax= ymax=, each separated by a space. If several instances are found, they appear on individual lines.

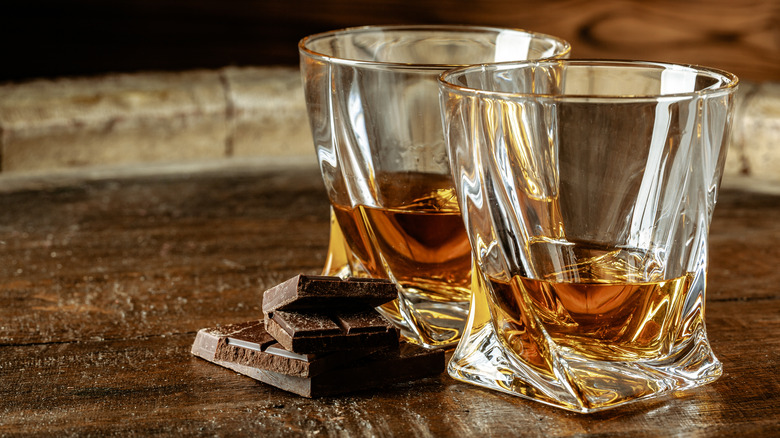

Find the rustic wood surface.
xmin=0 ymin=162 xmax=778 ymax=436
xmin=4 ymin=0 xmax=779 ymax=82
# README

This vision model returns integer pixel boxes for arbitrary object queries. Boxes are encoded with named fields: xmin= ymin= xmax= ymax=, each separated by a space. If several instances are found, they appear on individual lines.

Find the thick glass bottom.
xmin=448 ymin=275 xmax=722 ymax=413
xmin=377 ymin=287 xmax=469 ymax=349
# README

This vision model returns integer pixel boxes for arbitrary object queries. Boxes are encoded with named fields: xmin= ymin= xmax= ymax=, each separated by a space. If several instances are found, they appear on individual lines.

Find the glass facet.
xmin=439 ymin=60 xmax=738 ymax=411
xmin=299 ymin=25 xmax=571 ymax=349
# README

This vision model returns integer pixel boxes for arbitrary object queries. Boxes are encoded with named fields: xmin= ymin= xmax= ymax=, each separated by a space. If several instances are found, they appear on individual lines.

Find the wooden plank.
xmin=0 ymin=167 xmax=331 ymax=345
xmin=0 ymin=299 xmax=776 ymax=435
xmin=709 ymin=189 xmax=780 ymax=301
xmin=0 ymin=164 xmax=778 ymax=435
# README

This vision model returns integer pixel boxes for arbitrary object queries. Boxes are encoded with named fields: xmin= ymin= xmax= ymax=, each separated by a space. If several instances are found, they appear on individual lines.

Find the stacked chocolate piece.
xmin=191 ymin=275 xmax=445 ymax=397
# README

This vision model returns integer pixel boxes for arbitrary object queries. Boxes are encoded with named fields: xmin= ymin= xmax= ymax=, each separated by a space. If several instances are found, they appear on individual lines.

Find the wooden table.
xmin=1 ymin=162 xmax=778 ymax=436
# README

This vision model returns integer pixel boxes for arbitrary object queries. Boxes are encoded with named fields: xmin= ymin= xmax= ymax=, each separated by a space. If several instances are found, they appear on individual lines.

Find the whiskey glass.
xmin=299 ymin=25 xmax=570 ymax=349
xmin=439 ymin=60 xmax=738 ymax=411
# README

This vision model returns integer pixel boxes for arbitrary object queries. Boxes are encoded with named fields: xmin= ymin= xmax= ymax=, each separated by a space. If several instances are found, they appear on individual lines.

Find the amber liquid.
xmin=489 ymin=265 xmax=692 ymax=362
xmin=331 ymin=172 xmax=472 ymax=303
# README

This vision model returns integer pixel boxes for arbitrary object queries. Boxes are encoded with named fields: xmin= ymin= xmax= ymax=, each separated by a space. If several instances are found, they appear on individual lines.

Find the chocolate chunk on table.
xmin=265 ymin=309 xmax=399 ymax=354
xmin=287 ymin=343 xmax=445 ymax=398
xmin=191 ymin=320 xmax=269 ymax=361
xmin=192 ymin=320 xmax=383 ymax=378
xmin=193 ymin=325 xmax=445 ymax=398
xmin=261 ymin=275 xmax=398 ymax=314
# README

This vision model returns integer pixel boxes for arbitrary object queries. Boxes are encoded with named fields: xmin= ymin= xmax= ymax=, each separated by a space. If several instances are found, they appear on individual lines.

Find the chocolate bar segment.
xmin=261 ymin=275 xmax=398 ymax=314
xmin=192 ymin=321 xmax=383 ymax=378
xmin=221 ymin=320 xmax=278 ymax=350
xmin=190 ymin=320 xmax=272 ymax=361
xmin=269 ymin=311 xmax=342 ymax=337
xmin=335 ymin=310 xmax=395 ymax=333
xmin=193 ymin=325 xmax=445 ymax=398
xmin=265 ymin=309 xmax=399 ymax=354
xmin=298 ymin=343 xmax=445 ymax=397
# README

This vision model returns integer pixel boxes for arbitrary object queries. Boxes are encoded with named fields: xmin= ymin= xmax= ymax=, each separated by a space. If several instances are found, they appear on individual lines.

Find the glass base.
xmin=448 ymin=306 xmax=722 ymax=413
xmin=377 ymin=290 xmax=469 ymax=349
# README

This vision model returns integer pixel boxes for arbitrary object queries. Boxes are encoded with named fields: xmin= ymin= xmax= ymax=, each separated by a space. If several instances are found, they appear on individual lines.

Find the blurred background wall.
xmin=2 ymin=0 xmax=778 ymax=179
xmin=4 ymin=0 xmax=779 ymax=83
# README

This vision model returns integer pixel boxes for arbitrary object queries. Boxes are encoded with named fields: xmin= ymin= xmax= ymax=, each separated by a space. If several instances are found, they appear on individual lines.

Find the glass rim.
xmin=298 ymin=24 xmax=572 ymax=70
xmin=439 ymin=59 xmax=740 ymax=100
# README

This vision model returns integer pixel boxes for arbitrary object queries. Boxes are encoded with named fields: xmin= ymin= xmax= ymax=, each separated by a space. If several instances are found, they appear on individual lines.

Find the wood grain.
xmin=4 ymin=0 xmax=778 ymax=82
xmin=0 ymin=168 xmax=329 ymax=345
xmin=0 ymin=163 xmax=778 ymax=435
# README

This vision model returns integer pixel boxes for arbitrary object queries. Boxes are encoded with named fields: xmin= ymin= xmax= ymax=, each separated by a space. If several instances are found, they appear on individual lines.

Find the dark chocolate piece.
xmin=193 ymin=325 xmax=445 ymax=398
xmin=297 ymin=343 xmax=445 ymax=397
xmin=265 ymin=308 xmax=399 ymax=354
xmin=192 ymin=321 xmax=383 ymax=378
xmin=191 ymin=320 xmax=261 ymax=361
xmin=261 ymin=275 xmax=398 ymax=314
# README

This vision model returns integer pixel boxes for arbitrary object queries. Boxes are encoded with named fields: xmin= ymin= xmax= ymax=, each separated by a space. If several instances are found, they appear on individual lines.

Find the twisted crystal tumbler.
xmin=300 ymin=25 xmax=570 ymax=348
xmin=439 ymin=60 xmax=738 ymax=411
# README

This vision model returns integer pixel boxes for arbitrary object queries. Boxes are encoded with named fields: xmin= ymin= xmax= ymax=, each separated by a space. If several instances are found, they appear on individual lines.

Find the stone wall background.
xmin=1 ymin=67 xmax=777 ymax=183
xmin=0 ymin=68 xmax=309 ymax=173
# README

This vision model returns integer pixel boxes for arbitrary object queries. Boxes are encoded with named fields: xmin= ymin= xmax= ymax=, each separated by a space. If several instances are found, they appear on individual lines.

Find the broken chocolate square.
xmin=192 ymin=321 xmax=444 ymax=398
xmin=190 ymin=273 xmax=436 ymax=398
xmin=192 ymin=320 xmax=385 ymax=378
xmin=261 ymin=275 xmax=398 ymax=314
xmin=265 ymin=308 xmax=399 ymax=354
